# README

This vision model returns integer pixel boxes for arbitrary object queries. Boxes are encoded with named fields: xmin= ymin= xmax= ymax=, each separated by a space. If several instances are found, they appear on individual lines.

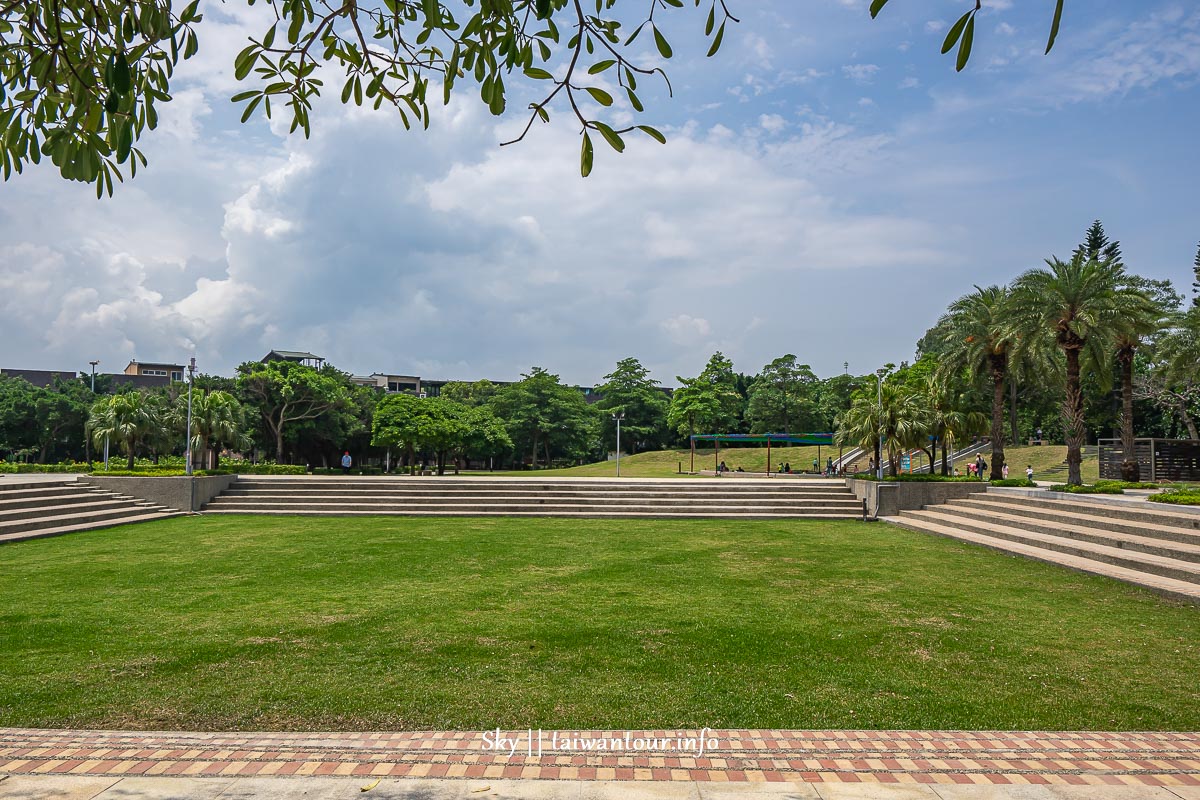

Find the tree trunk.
xmin=989 ymin=352 xmax=1007 ymax=481
xmin=940 ymin=431 xmax=949 ymax=476
xmin=1008 ymin=374 xmax=1019 ymax=445
xmin=126 ymin=440 xmax=135 ymax=471
xmin=1177 ymin=398 xmax=1200 ymax=440
xmin=274 ymin=428 xmax=284 ymax=464
xmin=1063 ymin=346 xmax=1085 ymax=486
xmin=1118 ymin=346 xmax=1139 ymax=482
xmin=543 ymin=438 xmax=551 ymax=469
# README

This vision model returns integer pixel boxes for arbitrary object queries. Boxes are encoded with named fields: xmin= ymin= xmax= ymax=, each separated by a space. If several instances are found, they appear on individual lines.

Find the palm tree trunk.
xmin=1008 ymin=375 xmax=1019 ymax=445
xmin=989 ymin=353 xmax=1007 ymax=481
xmin=1118 ymin=346 xmax=1139 ymax=481
xmin=940 ymin=431 xmax=949 ymax=476
xmin=1063 ymin=346 xmax=1085 ymax=486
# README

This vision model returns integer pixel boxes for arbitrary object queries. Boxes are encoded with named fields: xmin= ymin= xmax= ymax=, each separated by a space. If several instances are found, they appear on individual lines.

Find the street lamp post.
xmin=876 ymin=368 xmax=887 ymax=480
xmin=87 ymin=360 xmax=99 ymax=466
xmin=184 ymin=357 xmax=196 ymax=476
xmin=612 ymin=412 xmax=625 ymax=477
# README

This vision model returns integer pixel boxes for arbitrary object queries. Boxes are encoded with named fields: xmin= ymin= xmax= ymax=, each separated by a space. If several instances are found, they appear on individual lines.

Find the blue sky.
xmin=1 ymin=0 xmax=1197 ymax=386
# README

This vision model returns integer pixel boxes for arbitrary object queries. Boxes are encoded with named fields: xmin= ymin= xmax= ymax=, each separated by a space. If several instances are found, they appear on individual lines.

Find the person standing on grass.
xmin=341 ymin=450 xmax=352 ymax=475
xmin=1026 ymin=464 xmax=1035 ymax=481
xmin=1002 ymin=463 xmax=1009 ymax=480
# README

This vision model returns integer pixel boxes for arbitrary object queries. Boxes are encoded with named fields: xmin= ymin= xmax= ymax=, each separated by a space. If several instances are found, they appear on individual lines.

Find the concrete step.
xmin=206 ymin=494 xmax=863 ymax=508
xmin=0 ymin=485 xmax=100 ymax=502
xmin=898 ymin=507 xmax=1200 ymax=585
xmin=217 ymin=488 xmax=856 ymax=499
xmin=202 ymin=508 xmax=861 ymax=519
xmin=227 ymin=483 xmax=855 ymax=496
xmin=204 ymin=500 xmax=862 ymax=514
xmin=945 ymin=498 xmax=1200 ymax=553
xmin=966 ymin=491 xmax=1200 ymax=534
xmin=0 ymin=502 xmax=173 ymax=536
xmin=0 ymin=497 xmax=159 ymax=524
xmin=0 ymin=510 xmax=182 ymax=544
xmin=886 ymin=515 xmax=1200 ymax=604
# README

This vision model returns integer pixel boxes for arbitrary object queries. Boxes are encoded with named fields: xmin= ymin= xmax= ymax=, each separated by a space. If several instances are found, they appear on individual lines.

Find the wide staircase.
xmin=889 ymin=489 xmax=1200 ymax=603
xmin=203 ymin=477 xmax=863 ymax=519
xmin=0 ymin=478 xmax=183 ymax=544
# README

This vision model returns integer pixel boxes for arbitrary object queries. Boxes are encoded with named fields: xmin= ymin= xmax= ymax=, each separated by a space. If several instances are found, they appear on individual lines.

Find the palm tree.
xmin=921 ymin=373 xmax=987 ymax=475
xmin=87 ymin=391 xmax=162 ymax=470
xmin=836 ymin=383 xmax=928 ymax=477
xmin=1112 ymin=276 xmax=1173 ymax=481
xmin=185 ymin=390 xmax=248 ymax=470
xmin=1012 ymin=254 xmax=1130 ymax=485
xmin=937 ymin=285 xmax=1016 ymax=481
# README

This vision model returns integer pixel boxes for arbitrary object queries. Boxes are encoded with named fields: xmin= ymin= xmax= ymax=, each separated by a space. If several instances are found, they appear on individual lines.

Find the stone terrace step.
xmin=965 ymin=490 xmax=1200 ymax=533
xmin=0 ymin=510 xmax=180 ymax=544
xmin=898 ymin=507 xmax=1200 ymax=584
xmin=938 ymin=499 xmax=1200 ymax=561
xmin=887 ymin=513 xmax=1200 ymax=604
xmin=203 ymin=509 xmax=860 ymax=519
xmin=0 ymin=479 xmax=183 ymax=544
xmin=204 ymin=476 xmax=864 ymax=519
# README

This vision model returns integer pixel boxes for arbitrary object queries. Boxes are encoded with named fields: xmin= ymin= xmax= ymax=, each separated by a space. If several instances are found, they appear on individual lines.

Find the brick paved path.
xmin=2 ymin=729 xmax=1199 ymax=788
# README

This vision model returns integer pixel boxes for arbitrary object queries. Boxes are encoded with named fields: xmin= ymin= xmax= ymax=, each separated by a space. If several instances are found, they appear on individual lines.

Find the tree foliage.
xmin=594 ymin=357 xmax=668 ymax=454
xmin=745 ymin=354 xmax=819 ymax=434
xmin=235 ymin=360 xmax=350 ymax=463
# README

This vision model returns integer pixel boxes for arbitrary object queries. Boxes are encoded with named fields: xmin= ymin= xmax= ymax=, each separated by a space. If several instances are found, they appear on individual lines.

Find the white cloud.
xmin=660 ymin=315 xmax=712 ymax=344
xmin=924 ymin=20 xmax=947 ymax=34
xmin=842 ymin=63 xmax=880 ymax=84
xmin=898 ymin=77 xmax=921 ymax=90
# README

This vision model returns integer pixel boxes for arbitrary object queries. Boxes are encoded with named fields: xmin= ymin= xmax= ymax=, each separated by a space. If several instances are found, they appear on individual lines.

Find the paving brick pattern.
xmin=2 ymin=729 xmax=1198 ymax=787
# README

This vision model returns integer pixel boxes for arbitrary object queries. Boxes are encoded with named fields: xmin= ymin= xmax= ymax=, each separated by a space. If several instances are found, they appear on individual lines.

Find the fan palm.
xmin=836 ymin=383 xmax=929 ymax=477
xmin=87 ymin=391 xmax=162 ymax=470
xmin=185 ymin=390 xmax=248 ymax=470
xmin=1012 ymin=254 xmax=1130 ymax=485
xmin=921 ymin=373 xmax=987 ymax=475
xmin=937 ymin=285 xmax=1016 ymax=481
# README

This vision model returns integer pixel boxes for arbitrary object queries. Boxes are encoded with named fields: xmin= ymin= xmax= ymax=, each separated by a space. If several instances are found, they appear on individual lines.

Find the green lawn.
xmin=1 ymin=516 xmax=1197 ymax=732
xmin=472 ymin=445 xmax=842 ymax=478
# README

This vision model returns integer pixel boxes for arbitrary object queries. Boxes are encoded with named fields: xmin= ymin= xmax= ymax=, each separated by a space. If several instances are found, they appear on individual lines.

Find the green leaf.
xmin=956 ymin=13 xmax=975 ymax=72
xmin=580 ymin=131 xmax=593 ymax=177
xmin=584 ymin=87 xmax=613 ymax=106
xmin=869 ymin=0 xmax=890 ymax=19
xmin=523 ymin=67 xmax=554 ymax=80
xmin=626 ymin=87 xmax=643 ymax=112
xmin=1045 ymin=0 xmax=1064 ymax=54
xmin=536 ymin=0 xmax=551 ymax=19
xmin=115 ymin=121 xmax=133 ymax=163
xmin=637 ymin=125 xmax=666 ymax=144
xmin=588 ymin=59 xmax=616 ymax=75
xmin=941 ymin=11 xmax=971 ymax=55
xmin=593 ymin=122 xmax=624 ymax=153
xmin=652 ymin=25 xmax=672 ymax=58
xmin=706 ymin=22 xmax=724 ymax=57
xmin=422 ymin=0 xmax=439 ymax=26
xmin=113 ymin=51 xmax=132 ymax=95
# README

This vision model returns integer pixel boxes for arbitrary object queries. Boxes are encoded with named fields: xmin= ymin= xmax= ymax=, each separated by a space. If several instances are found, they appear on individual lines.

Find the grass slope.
xmin=1 ymin=516 xmax=1197 ymax=731
xmin=477 ymin=446 xmax=843 ymax=478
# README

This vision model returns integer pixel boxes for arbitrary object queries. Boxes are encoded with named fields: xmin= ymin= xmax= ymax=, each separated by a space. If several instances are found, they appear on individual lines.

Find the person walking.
xmin=1002 ymin=463 xmax=1009 ymax=480
xmin=975 ymin=453 xmax=986 ymax=480
xmin=341 ymin=450 xmax=352 ymax=475
xmin=1026 ymin=464 xmax=1035 ymax=481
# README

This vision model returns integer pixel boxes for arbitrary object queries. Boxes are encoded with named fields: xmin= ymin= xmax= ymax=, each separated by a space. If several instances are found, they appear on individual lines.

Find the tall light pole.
xmin=612 ymin=412 xmax=624 ymax=477
xmin=87 ymin=360 xmax=99 ymax=466
xmin=876 ymin=368 xmax=887 ymax=480
xmin=184 ymin=357 xmax=196 ymax=476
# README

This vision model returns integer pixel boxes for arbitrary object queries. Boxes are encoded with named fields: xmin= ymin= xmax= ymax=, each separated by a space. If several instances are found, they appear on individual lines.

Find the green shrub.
xmin=1147 ymin=490 xmax=1200 ymax=506
xmin=233 ymin=464 xmax=307 ymax=475
xmin=0 ymin=462 xmax=89 ymax=474
xmin=1048 ymin=483 xmax=1124 ymax=494
xmin=990 ymin=478 xmax=1037 ymax=487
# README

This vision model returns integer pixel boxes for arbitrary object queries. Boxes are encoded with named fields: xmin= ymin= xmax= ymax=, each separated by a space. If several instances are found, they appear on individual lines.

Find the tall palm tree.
xmin=87 ymin=391 xmax=162 ymax=470
xmin=1012 ymin=254 xmax=1129 ymax=485
xmin=1112 ymin=276 xmax=1173 ymax=481
xmin=937 ymin=285 xmax=1016 ymax=481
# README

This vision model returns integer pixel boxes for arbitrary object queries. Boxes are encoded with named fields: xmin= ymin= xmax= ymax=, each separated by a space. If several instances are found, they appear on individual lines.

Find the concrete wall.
xmin=846 ymin=478 xmax=986 ymax=517
xmin=79 ymin=474 xmax=236 ymax=512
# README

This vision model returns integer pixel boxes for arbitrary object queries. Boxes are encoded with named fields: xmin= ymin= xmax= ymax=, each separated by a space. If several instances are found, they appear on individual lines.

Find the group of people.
xmin=715 ymin=458 xmax=842 ymax=475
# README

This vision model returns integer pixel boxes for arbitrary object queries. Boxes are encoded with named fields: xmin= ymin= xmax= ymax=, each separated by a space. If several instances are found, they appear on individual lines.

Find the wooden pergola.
xmin=689 ymin=432 xmax=837 ymax=475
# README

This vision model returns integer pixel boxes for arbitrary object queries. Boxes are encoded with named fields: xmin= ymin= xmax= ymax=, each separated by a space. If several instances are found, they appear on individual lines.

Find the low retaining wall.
xmin=79 ymin=474 xmax=236 ymax=512
xmin=845 ymin=478 xmax=987 ymax=517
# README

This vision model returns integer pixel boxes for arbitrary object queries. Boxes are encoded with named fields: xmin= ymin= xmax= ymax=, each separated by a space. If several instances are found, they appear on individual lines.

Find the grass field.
xmin=476 ymin=446 xmax=861 ymax=478
xmin=468 ymin=444 xmax=1098 ymax=481
xmin=1 ymin=516 xmax=1197 ymax=732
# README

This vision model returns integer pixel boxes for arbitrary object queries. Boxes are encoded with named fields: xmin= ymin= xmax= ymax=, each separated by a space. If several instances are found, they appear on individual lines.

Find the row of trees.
xmin=838 ymin=223 xmax=1200 ymax=485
